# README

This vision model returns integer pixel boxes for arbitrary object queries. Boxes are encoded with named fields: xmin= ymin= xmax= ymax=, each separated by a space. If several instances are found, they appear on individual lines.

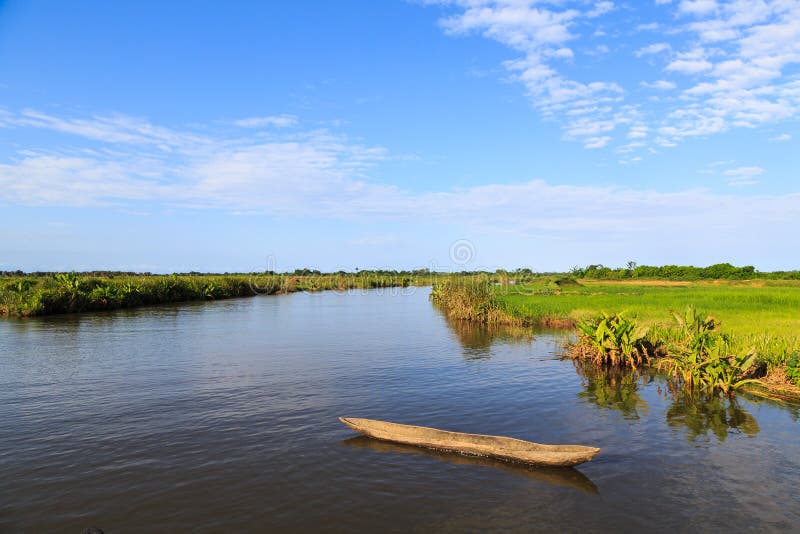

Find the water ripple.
xmin=1 ymin=290 xmax=799 ymax=532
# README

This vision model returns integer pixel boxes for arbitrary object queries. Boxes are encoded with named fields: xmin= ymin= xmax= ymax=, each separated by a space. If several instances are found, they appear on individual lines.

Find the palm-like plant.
xmin=658 ymin=306 xmax=761 ymax=394
xmin=573 ymin=312 xmax=650 ymax=368
xmin=54 ymin=272 xmax=81 ymax=291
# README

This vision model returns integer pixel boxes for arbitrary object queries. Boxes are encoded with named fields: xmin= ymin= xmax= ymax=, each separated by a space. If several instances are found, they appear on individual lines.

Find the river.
xmin=1 ymin=288 xmax=799 ymax=532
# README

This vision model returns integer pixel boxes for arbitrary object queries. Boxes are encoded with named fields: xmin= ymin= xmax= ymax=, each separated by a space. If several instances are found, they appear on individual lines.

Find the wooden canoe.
xmin=339 ymin=417 xmax=600 ymax=467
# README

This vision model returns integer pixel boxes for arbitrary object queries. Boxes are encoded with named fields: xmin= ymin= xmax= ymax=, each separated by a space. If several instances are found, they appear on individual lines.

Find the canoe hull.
xmin=340 ymin=417 xmax=600 ymax=467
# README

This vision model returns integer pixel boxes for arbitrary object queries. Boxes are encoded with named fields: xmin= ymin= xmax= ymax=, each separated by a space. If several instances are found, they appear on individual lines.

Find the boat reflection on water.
xmin=340 ymin=436 xmax=599 ymax=495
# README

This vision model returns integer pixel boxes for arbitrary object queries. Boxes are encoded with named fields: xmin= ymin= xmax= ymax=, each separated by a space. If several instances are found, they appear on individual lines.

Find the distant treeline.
xmin=570 ymin=263 xmax=800 ymax=280
xmin=2 ymin=263 xmax=798 ymax=284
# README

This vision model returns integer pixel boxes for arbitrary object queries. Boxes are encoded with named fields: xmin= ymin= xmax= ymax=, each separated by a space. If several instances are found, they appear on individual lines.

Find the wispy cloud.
xmin=678 ymin=0 xmax=719 ymax=17
xmin=641 ymin=80 xmax=677 ymax=90
xmin=653 ymin=1 xmax=800 ymax=147
xmin=769 ymin=133 xmax=792 ymax=142
xmin=635 ymin=42 xmax=672 ymax=57
xmin=584 ymin=136 xmax=612 ymax=149
xmin=664 ymin=48 xmax=713 ymax=74
xmin=1 ymin=109 xmax=798 ymax=250
xmin=428 ymin=1 xmax=628 ymax=149
xmin=723 ymin=165 xmax=765 ymax=186
xmin=10 ymin=109 xmax=210 ymax=151
xmin=0 ymin=109 xmax=387 ymax=210
xmin=422 ymin=0 xmax=800 ymax=159
xmin=232 ymin=115 xmax=298 ymax=128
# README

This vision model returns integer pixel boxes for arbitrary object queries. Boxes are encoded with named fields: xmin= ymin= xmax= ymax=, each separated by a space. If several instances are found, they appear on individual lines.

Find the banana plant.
xmin=54 ymin=272 xmax=81 ymax=291
xmin=575 ymin=312 xmax=649 ymax=368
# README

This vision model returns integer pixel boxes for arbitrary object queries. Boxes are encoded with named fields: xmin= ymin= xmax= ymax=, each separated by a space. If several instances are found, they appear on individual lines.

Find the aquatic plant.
xmin=571 ymin=312 xmax=651 ymax=368
xmin=491 ymin=280 xmax=800 ymax=399
xmin=89 ymin=285 xmax=118 ymax=307
xmin=786 ymin=354 xmax=800 ymax=387
xmin=4 ymin=279 xmax=36 ymax=293
xmin=656 ymin=307 xmax=761 ymax=394
xmin=54 ymin=272 xmax=81 ymax=291
xmin=430 ymin=278 xmax=518 ymax=324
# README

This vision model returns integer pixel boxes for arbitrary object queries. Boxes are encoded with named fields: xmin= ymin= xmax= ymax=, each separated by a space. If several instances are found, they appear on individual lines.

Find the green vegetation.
xmin=1 ymin=270 xmax=446 ymax=317
xmin=433 ymin=275 xmax=800 ymax=401
xmin=496 ymin=278 xmax=800 ymax=338
xmin=429 ymin=277 xmax=517 ymax=324
xmin=573 ymin=313 xmax=651 ymax=368
xmin=572 ymin=262 xmax=800 ymax=280
xmin=786 ymin=354 xmax=800 ymax=387
xmin=653 ymin=307 xmax=761 ymax=395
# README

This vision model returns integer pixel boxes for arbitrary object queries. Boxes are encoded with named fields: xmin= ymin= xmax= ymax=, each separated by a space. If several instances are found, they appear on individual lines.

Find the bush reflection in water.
xmin=444 ymin=316 xmax=763 ymax=443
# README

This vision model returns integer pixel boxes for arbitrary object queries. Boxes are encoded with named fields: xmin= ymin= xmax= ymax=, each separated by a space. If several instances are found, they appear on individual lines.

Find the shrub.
xmin=571 ymin=312 xmax=651 ymax=368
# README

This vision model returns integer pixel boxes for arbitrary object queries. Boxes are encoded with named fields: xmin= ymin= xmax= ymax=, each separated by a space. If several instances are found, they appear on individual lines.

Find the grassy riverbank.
xmin=431 ymin=277 xmax=800 ymax=401
xmin=498 ymin=278 xmax=800 ymax=338
xmin=0 ymin=271 xmax=443 ymax=317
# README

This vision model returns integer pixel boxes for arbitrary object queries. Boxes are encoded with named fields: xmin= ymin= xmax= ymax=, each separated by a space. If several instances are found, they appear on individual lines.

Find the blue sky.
xmin=1 ymin=0 xmax=799 ymax=272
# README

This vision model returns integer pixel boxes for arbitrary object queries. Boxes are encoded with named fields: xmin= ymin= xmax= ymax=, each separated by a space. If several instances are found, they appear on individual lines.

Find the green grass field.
xmin=496 ymin=279 xmax=800 ymax=338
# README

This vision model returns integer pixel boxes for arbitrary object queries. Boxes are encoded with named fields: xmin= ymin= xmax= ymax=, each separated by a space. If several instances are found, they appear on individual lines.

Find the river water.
xmin=1 ymin=288 xmax=799 ymax=532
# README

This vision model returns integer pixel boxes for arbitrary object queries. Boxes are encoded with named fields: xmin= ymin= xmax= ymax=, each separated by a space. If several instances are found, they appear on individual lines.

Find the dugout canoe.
xmin=339 ymin=417 xmax=600 ymax=467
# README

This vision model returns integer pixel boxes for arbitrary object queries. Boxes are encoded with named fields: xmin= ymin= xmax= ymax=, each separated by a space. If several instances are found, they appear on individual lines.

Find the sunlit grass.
xmin=496 ymin=280 xmax=800 ymax=338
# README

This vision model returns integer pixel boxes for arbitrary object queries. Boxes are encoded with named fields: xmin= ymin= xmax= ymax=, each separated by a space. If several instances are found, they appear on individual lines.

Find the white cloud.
xmin=0 ymin=155 xmax=165 ymax=206
xmin=723 ymin=165 xmax=765 ymax=186
xmin=635 ymin=42 xmax=671 ymax=57
xmin=665 ymin=49 xmax=714 ymax=74
xmin=653 ymin=1 xmax=800 ymax=146
xmin=0 ymin=110 xmax=387 ymax=212
xmin=423 ymin=0 xmax=800 ymax=157
xmin=724 ymin=166 xmax=765 ymax=177
xmin=428 ymin=1 xmax=630 ymax=149
xmin=11 ymin=109 xmax=210 ymax=150
xmin=637 ymin=22 xmax=660 ymax=31
xmin=641 ymin=80 xmax=677 ymax=90
xmin=678 ymin=0 xmax=718 ymax=17
xmin=2 ymin=109 xmax=799 ymax=258
xmin=769 ymin=133 xmax=792 ymax=142
xmin=626 ymin=125 xmax=649 ymax=139
xmin=587 ymin=2 xmax=615 ymax=18
xmin=584 ymin=136 xmax=612 ymax=148
xmin=709 ymin=159 xmax=736 ymax=167
xmin=233 ymin=115 xmax=298 ymax=128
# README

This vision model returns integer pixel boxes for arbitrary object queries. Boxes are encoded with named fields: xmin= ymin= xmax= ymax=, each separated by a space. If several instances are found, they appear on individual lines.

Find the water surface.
xmin=1 ymin=289 xmax=799 ymax=532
